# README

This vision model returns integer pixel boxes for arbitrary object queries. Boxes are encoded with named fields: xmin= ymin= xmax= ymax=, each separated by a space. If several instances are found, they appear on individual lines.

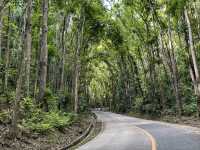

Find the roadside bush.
xmin=164 ymin=109 xmax=176 ymax=116
xmin=20 ymin=97 xmax=76 ymax=133
xmin=58 ymin=91 xmax=72 ymax=111
xmin=183 ymin=103 xmax=197 ymax=116
xmin=43 ymin=112 xmax=72 ymax=128
xmin=79 ymin=96 xmax=89 ymax=112
xmin=0 ymin=110 xmax=11 ymax=124
xmin=133 ymin=97 xmax=143 ymax=112
xmin=22 ymin=111 xmax=75 ymax=133
xmin=44 ymin=88 xmax=59 ymax=111
xmin=20 ymin=97 xmax=35 ymax=118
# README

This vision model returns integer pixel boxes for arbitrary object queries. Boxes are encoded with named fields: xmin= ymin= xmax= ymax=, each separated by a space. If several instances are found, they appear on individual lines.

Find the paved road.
xmin=78 ymin=111 xmax=200 ymax=150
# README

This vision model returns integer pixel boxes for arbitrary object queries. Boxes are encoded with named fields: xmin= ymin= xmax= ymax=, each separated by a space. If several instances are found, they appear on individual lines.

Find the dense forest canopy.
xmin=0 ymin=0 xmax=200 ymax=137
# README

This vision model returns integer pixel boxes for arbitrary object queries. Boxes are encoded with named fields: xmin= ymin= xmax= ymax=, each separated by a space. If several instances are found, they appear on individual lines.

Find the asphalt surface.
xmin=78 ymin=111 xmax=200 ymax=150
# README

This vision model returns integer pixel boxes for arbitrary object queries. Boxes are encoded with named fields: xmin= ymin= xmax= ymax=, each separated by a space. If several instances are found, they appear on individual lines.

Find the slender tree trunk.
xmin=184 ymin=8 xmax=200 ymax=118
xmin=38 ymin=0 xmax=48 ymax=112
xmin=189 ymin=63 xmax=198 ymax=94
xmin=60 ymin=16 xmax=67 ymax=95
xmin=74 ymin=33 xmax=81 ymax=113
xmin=128 ymin=55 xmax=144 ymax=97
xmin=74 ymin=15 xmax=85 ymax=113
xmin=0 ymin=12 xmax=2 ymax=61
xmin=34 ymin=26 xmax=42 ymax=100
xmin=168 ymin=18 xmax=182 ymax=117
xmin=158 ymin=33 xmax=166 ymax=115
xmin=34 ymin=53 xmax=39 ymax=100
xmin=74 ymin=58 xmax=80 ymax=113
xmin=4 ymin=7 xmax=10 ymax=91
xmin=59 ymin=14 xmax=72 ymax=110
xmin=11 ymin=50 xmax=26 ymax=137
xmin=10 ymin=0 xmax=32 ymax=137
xmin=24 ymin=0 xmax=32 ymax=97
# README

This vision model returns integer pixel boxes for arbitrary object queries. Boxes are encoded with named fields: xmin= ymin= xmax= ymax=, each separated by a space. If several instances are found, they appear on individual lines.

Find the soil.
xmin=0 ymin=114 xmax=92 ymax=150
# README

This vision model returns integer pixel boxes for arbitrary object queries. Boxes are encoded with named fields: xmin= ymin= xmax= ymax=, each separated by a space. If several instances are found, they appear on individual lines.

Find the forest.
xmin=0 ymin=0 xmax=200 ymax=149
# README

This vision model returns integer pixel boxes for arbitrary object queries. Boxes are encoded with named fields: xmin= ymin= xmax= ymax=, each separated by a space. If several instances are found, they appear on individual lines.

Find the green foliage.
xmin=22 ymin=111 xmax=75 ymax=133
xmin=183 ymin=95 xmax=198 ymax=116
xmin=79 ymin=96 xmax=89 ymax=112
xmin=1 ymin=0 xmax=200 ymax=134
xmin=2 ymin=91 xmax=15 ymax=103
xmin=166 ymin=0 xmax=187 ymax=16
xmin=143 ymin=103 xmax=160 ymax=115
xmin=48 ymin=44 xmax=58 ymax=58
xmin=133 ymin=97 xmax=144 ymax=112
xmin=20 ymin=97 xmax=35 ymax=118
xmin=0 ymin=110 xmax=11 ymax=124
xmin=44 ymin=88 xmax=59 ymax=111
xmin=183 ymin=103 xmax=197 ymax=116
xmin=20 ymin=97 xmax=75 ymax=133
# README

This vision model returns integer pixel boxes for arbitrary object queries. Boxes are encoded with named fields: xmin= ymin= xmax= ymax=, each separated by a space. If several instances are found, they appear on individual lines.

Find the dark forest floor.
xmin=0 ymin=114 xmax=92 ymax=150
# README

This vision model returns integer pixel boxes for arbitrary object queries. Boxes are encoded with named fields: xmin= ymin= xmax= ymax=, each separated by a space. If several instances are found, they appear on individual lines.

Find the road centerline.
xmin=133 ymin=125 xmax=157 ymax=150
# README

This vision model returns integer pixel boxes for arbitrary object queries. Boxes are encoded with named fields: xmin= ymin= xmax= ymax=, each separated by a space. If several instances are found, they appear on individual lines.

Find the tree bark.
xmin=0 ymin=12 xmax=2 ymax=61
xmin=10 ymin=0 xmax=32 ymax=137
xmin=38 ymin=0 xmax=48 ymax=112
xmin=168 ymin=17 xmax=182 ymax=117
xmin=0 ymin=1 xmax=8 ymax=62
xmin=11 ymin=51 xmax=26 ymax=137
xmin=60 ymin=15 xmax=66 ymax=93
xmin=74 ymin=15 xmax=85 ymax=113
xmin=59 ymin=14 xmax=72 ymax=110
xmin=4 ymin=7 xmax=10 ymax=91
xmin=189 ymin=63 xmax=198 ymax=95
xmin=184 ymin=8 xmax=200 ymax=118
xmin=158 ymin=32 xmax=167 ymax=115
xmin=24 ymin=0 xmax=32 ymax=97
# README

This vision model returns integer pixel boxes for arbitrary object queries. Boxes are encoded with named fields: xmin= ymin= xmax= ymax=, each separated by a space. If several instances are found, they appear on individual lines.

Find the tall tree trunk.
xmin=189 ymin=63 xmax=198 ymax=95
xmin=11 ymin=50 xmax=26 ymax=137
xmin=4 ymin=7 xmax=10 ymax=91
xmin=33 ymin=26 xmax=42 ymax=99
xmin=24 ymin=0 xmax=32 ymax=97
xmin=38 ymin=0 xmax=48 ymax=112
xmin=59 ymin=14 xmax=72 ymax=110
xmin=10 ymin=0 xmax=32 ymax=137
xmin=74 ymin=15 xmax=85 ymax=113
xmin=0 ymin=12 xmax=3 ymax=60
xmin=74 ymin=57 xmax=80 ymax=113
xmin=168 ymin=17 xmax=182 ymax=117
xmin=60 ymin=16 xmax=67 ymax=96
xmin=158 ymin=32 xmax=166 ymax=115
xmin=184 ymin=8 xmax=200 ymax=118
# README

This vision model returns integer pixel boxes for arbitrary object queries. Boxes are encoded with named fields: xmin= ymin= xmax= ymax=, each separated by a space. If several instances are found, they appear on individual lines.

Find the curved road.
xmin=78 ymin=111 xmax=200 ymax=150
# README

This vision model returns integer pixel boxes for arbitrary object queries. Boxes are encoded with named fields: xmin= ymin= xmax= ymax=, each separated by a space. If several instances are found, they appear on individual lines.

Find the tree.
xmin=11 ymin=0 xmax=33 ymax=137
xmin=38 ymin=0 xmax=49 ymax=111
xmin=24 ymin=0 xmax=33 ymax=97
xmin=184 ymin=7 xmax=200 ymax=117
xmin=4 ymin=7 xmax=10 ymax=91
xmin=167 ymin=16 xmax=182 ymax=117
xmin=74 ymin=12 xmax=85 ymax=113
